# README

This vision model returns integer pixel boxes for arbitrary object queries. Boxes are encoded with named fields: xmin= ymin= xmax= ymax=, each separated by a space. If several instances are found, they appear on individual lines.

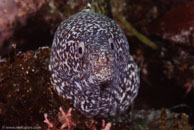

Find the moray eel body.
xmin=49 ymin=10 xmax=140 ymax=117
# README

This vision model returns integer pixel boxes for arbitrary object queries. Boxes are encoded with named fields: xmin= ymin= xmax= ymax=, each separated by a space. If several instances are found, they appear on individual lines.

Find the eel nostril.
xmin=99 ymin=82 xmax=110 ymax=92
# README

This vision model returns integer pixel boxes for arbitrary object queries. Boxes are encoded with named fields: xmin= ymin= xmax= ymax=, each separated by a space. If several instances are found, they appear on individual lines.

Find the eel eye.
xmin=108 ymin=38 xmax=114 ymax=50
xmin=110 ymin=43 xmax=114 ymax=50
xmin=78 ymin=42 xmax=85 ymax=57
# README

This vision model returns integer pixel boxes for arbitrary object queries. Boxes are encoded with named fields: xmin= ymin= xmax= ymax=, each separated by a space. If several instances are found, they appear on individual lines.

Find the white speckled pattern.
xmin=49 ymin=10 xmax=140 ymax=117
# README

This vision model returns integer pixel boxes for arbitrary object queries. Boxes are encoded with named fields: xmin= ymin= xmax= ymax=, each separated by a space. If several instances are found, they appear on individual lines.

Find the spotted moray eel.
xmin=49 ymin=7 xmax=140 ymax=117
